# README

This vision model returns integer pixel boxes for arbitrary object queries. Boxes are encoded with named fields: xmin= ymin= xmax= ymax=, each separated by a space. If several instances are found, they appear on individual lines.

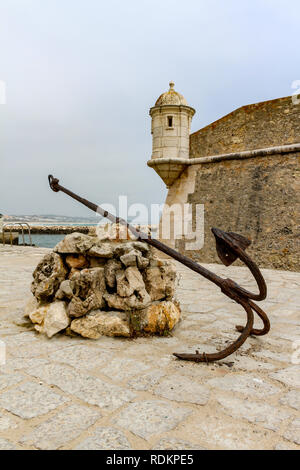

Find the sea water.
xmin=28 ymin=223 xmax=98 ymax=248
xmin=30 ymin=234 xmax=66 ymax=248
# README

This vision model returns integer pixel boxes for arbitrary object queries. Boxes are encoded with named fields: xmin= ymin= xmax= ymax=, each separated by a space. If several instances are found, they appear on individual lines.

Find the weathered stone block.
xmin=131 ymin=301 xmax=180 ymax=334
xmin=31 ymin=252 xmax=67 ymax=301
xmin=67 ymin=268 xmax=106 ymax=317
xmin=70 ymin=310 xmax=130 ymax=339
xmin=55 ymin=279 xmax=74 ymax=300
xmin=88 ymin=243 xmax=114 ymax=258
xmin=29 ymin=304 xmax=48 ymax=325
xmin=54 ymin=232 xmax=95 ymax=254
xmin=104 ymin=259 xmax=122 ymax=288
xmin=30 ymin=301 xmax=70 ymax=338
xmin=43 ymin=301 xmax=70 ymax=338
xmin=143 ymin=263 xmax=176 ymax=301
xmin=65 ymin=254 xmax=88 ymax=269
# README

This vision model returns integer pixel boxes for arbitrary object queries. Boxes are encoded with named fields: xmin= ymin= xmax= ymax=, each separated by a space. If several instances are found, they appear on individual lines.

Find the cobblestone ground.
xmin=0 ymin=246 xmax=299 ymax=450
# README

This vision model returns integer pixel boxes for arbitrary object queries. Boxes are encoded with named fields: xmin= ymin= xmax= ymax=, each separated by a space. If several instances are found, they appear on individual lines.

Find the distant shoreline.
xmin=6 ymin=225 xmax=94 ymax=235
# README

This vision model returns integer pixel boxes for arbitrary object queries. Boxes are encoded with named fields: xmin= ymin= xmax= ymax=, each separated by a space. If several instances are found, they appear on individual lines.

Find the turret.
xmin=148 ymin=82 xmax=195 ymax=187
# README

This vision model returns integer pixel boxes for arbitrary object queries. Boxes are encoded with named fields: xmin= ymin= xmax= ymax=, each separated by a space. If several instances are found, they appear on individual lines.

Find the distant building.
xmin=148 ymin=83 xmax=300 ymax=270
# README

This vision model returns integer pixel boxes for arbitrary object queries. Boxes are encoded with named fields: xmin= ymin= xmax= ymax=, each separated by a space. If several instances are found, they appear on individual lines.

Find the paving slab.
xmin=0 ymin=381 xmax=68 ymax=419
xmin=113 ymin=400 xmax=191 ymax=440
xmin=0 ymin=245 xmax=299 ymax=450
xmin=20 ymin=404 xmax=101 ymax=449
xmin=75 ymin=426 xmax=132 ymax=450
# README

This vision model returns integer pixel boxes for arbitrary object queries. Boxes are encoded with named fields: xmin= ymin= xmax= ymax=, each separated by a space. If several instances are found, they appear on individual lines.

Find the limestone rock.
xmin=105 ymin=268 xmax=151 ymax=311
xmin=31 ymin=253 xmax=67 ymax=301
xmin=116 ymin=270 xmax=135 ymax=297
xmin=88 ymin=243 xmax=114 ymax=258
xmin=113 ymin=239 xmax=151 ymax=256
xmin=67 ymin=268 xmax=106 ymax=318
xmin=132 ymin=241 xmax=150 ymax=253
xmin=31 ymin=301 xmax=70 ymax=338
xmin=120 ymin=250 xmax=138 ymax=267
xmin=34 ymin=324 xmax=44 ymax=334
xmin=54 ymin=232 xmax=95 ymax=254
xmin=143 ymin=262 xmax=176 ymax=301
xmin=149 ymin=257 xmax=169 ymax=267
xmin=24 ymin=295 xmax=39 ymax=318
xmin=43 ymin=301 xmax=70 ymax=338
xmin=55 ymin=280 xmax=74 ymax=300
xmin=70 ymin=310 xmax=130 ymax=339
xmin=29 ymin=305 xmax=49 ymax=325
xmin=104 ymin=292 xmax=151 ymax=311
xmin=120 ymin=249 xmax=150 ymax=269
xmin=126 ymin=285 xmax=151 ymax=309
xmin=103 ymin=292 xmax=134 ymax=311
xmin=116 ymin=267 xmax=146 ymax=298
xmin=104 ymin=259 xmax=122 ymax=289
xmin=65 ymin=254 xmax=88 ymax=269
xmin=68 ymin=268 xmax=80 ymax=279
xmin=126 ymin=266 xmax=148 ymax=292
xmin=131 ymin=301 xmax=180 ymax=334
xmin=89 ymin=257 xmax=107 ymax=268
xmin=113 ymin=241 xmax=147 ymax=257
xmin=137 ymin=254 xmax=150 ymax=269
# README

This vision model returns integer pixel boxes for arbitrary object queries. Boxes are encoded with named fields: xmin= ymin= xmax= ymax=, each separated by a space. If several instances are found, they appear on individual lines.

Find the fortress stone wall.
xmin=190 ymin=96 xmax=300 ymax=156
xmin=159 ymin=96 xmax=300 ymax=271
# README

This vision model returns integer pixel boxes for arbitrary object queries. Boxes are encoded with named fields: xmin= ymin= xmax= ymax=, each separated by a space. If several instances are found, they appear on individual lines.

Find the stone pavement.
xmin=0 ymin=246 xmax=299 ymax=450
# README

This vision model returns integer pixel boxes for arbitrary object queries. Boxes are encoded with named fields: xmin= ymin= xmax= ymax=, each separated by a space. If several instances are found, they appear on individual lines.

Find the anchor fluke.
xmin=212 ymin=227 xmax=251 ymax=266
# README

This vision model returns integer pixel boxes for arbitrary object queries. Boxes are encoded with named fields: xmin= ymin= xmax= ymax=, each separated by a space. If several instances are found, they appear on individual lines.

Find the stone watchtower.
xmin=148 ymin=82 xmax=195 ymax=187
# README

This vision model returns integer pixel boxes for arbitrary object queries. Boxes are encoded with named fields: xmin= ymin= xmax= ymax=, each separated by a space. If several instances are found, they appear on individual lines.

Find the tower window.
xmin=167 ymin=116 xmax=173 ymax=128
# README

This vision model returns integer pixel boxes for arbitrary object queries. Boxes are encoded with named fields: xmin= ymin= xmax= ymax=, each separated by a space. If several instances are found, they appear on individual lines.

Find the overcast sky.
xmin=0 ymin=0 xmax=299 ymax=219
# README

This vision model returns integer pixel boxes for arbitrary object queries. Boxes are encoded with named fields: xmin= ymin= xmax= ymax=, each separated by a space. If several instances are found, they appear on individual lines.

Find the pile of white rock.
xmin=26 ymin=227 xmax=180 ymax=340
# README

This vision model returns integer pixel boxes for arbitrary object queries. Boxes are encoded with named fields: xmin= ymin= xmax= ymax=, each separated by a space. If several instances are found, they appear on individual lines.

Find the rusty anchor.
xmin=48 ymin=175 xmax=270 ymax=363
